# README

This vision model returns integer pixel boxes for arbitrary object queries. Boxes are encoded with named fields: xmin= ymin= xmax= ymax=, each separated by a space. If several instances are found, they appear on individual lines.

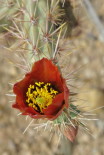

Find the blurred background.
xmin=0 ymin=0 xmax=104 ymax=155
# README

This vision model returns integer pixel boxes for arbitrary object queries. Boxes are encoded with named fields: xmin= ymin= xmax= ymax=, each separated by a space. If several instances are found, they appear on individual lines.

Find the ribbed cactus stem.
xmin=0 ymin=1 xmax=79 ymax=155
xmin=24 ymin=0 xmax=57 ymax=62
xmin=0 ymin=7 xmax=14 ymax=20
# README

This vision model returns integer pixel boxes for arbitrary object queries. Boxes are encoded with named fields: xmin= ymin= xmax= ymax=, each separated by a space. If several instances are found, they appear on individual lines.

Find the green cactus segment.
xmin=23 ymin=0 xmax=39 ymax=62
xmin=23 ymin=0 xmax=64 ymax=62
xmin=54 ymin=113 xmax=68 ymax=124
xmin=0 ymin=1 xmax=19 ymax=32
xmin=0 ymin=0 xmax=57 ymax=60
xmin=53 ymin=104 xmax=81 ymax=125
xmin=0 ymin=2 xmax=16 ymax=20
xmin=70 ymin=104 xmax=80 ymax=119
xmin=0 ymin=0 xmax=77 ymax=61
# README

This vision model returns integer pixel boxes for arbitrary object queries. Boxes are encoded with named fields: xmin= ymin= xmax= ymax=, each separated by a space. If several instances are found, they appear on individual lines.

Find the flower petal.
xmin=43 ymin=93 xmax=65 ymax=119
xmin=22 ymin=107 xmax=46 ymax=119
xmin=12 ymin=103 xmax=19 ymax=109
xmin=31 ymin=58 xmax=63 ymax=91
xmin=13 ymin=73 xmax=33 ymax=96
xmin=62 ymin=79 xmax=69 ymax=108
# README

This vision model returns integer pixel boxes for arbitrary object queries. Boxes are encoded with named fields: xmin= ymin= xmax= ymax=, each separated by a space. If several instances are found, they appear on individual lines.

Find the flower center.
xmin=26 ymin=82 xmax=58 ymax=113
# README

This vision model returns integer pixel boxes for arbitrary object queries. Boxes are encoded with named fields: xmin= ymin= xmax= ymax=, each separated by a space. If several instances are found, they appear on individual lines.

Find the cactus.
xmin=0 ymin=0 xmax=78 ymax=58
xmin=1 ymin=1 xmax=96 ymax=154
xmin=1 ymin=0 xmax=80 ymax=132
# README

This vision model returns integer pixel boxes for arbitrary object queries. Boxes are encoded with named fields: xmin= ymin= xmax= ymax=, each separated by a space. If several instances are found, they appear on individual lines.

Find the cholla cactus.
xmin=1 ymin=0 xmax=96 ymax=143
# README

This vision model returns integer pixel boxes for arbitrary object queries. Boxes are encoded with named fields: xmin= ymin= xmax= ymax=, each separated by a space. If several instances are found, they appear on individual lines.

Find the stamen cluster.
xmin=26 ymin=82 xmax=58 ymax=113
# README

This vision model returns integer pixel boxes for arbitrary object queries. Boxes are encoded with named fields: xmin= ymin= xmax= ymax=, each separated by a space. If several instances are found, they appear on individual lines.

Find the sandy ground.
xmin=0 ymin=0 xmax=104 ymax=155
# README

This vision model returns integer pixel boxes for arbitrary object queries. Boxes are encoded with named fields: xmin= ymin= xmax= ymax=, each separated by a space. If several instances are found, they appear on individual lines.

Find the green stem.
xmin=24 ymin=0 xmax=56 ymax=62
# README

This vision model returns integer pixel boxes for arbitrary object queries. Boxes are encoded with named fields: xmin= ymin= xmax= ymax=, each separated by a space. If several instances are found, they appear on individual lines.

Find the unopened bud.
xmin=63 ymin=125 xmax=78 ymax=142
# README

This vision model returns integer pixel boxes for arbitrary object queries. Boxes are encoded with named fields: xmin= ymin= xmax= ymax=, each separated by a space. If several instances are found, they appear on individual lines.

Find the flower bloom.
xmin=12 ymin=58 xmax=69 ymax=120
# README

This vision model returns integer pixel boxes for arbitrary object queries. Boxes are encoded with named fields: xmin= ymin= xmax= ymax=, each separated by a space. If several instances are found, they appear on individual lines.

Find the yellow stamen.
xmin=26 ymin=82 xmax=58 ymax=113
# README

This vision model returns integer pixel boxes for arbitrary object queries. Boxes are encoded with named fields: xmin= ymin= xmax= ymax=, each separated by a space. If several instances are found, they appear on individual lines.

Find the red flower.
xmin=12 ymin=58 xmax=69 ymax=120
